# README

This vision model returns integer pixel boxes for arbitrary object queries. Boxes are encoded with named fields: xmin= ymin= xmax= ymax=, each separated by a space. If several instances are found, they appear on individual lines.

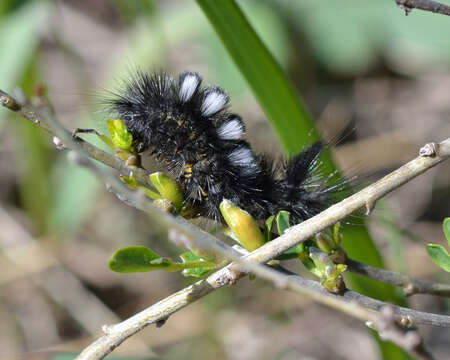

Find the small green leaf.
xmin=443 ymin=217 xmax=450 ymax=247
xmin=276 ymin=210 xmax=290 ymax=235
xmin=426 ymin=244 xmax=450 ymax=272
xmin=264 ymin=215 xmax=274 ymax=242
xmin=120 ymin=174 xmax=138 ymax=189
xmin=179 ymin=251 xmax=215 ymax=278
xmin=108 ymin=246 xmax=172 ymax=273
xmin=274 ymin=210 xmax=304 ymax=260
xmin=220 ymin=199 xmax=265 ymax=251
xmin=149 ymin=172 xmax=184 ymax=213
xmin=107 ymin=119 xmax=133 ymax=150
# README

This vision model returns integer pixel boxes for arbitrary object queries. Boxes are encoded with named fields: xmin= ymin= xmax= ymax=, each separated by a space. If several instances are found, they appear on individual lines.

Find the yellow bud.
xmin=220 ymin=199 xmax=265 ymax=251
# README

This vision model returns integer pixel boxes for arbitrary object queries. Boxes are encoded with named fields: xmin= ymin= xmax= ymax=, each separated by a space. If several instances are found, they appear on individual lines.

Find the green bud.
xmin=309 ymin=247 xmax=347 ymax=294
xmin=333 ymin=222 xmax=343 ymax=247
xmin=220 ymin=199 xmax=265 ymax=251
xmin=321 ymin=268 xmax=346 ymax=294
xmin=120 ymin=174 xmax=138 ymax=189
xmin=149 ymin=172 xmax=184 ymax=213
xmin=329 ymin=247 xmax=347 ymax=264
xmin=116 ymin=151 xmax=138 ymax=166
xmin=309 ymin=247 xmax=334 ymax=272
xmin=315 ymin=232 xmax=334 ymax=253
xmin=107 ymin=119 xmax=133 ymax=151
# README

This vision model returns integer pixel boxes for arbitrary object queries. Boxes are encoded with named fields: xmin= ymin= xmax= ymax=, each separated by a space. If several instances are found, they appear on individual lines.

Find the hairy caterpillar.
xmin=107 ymin=71 xmax=336 ymax=225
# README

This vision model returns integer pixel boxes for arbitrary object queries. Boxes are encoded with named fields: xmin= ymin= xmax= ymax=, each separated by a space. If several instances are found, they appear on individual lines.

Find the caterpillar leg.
xmin=72 ymin=127 xmax=102 ymax=138
xmin=72 ymin=128 xmax=115 ymax=150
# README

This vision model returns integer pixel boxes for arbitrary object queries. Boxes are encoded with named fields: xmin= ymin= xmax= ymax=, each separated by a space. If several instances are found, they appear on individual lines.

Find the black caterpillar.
xmin=107 ymin=71 xmax=336 ymax=225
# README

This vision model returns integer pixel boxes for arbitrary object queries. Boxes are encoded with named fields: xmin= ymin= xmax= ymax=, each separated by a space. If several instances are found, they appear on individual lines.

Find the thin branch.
xmin=1 ymin=89 xmax=449 ymax=360
xmin=373 ymin=306 xmax=436 ymax=360
xmin=395 ymin=0 xmax=450 ymax=16
xmin=74 ymin=260 xmax=448 ymax=360
xmin=103 ymin=163 xmax=450 ymax=324
xmin=242 ymin=138 xmax=449 ymax=266
xmin=347 ymin=258 xmax=450 ymax=297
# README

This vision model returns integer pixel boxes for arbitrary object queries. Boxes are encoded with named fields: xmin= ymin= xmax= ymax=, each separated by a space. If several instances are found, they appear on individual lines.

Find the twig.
xmin=2 ymin=89 xmax=449 ymax=359
xmin=373 ymin=306 xmax=436 ymax=360
xmin=102 ymin=165 xmax=450 ymax=326
xmin=242 ymin=138 xmax=449 ymax=265
xmin=347 ymin=258 xmax=450 ymax=297
xmin=395 ymin=0 xmax=450 ymax=16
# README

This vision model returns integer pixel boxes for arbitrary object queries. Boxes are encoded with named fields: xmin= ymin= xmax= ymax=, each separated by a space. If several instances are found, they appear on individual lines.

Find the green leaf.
xmin=275 ymin=246 xmax=302 ymax=261
xmin=108 ymin=246 xmax=172 ymax=273
xmin=264 ymin=215 xmax=274 ymax=242
xmin=179 ymin=251 xmax=214 ymax=278
xmin=443 ymin=217 xmax=450 ymax=247
xmin=276 ymin=210 xmax=290 ymax=235
xmin=426 ymin=244 xmax=450 ymax=272
xmin=274 ymin=210 xmax=303 ymax=260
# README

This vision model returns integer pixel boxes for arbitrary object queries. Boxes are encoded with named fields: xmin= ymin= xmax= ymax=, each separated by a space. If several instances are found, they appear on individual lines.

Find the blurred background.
xmin=0 ymin=0 xmax=449 ymax=359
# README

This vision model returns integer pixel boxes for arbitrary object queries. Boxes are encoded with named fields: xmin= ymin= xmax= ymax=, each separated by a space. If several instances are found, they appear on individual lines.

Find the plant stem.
xmin=347 ymin=258 xmax=450 ymax=297
xmin=395 ymin=0 xmax=450 ymax=16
